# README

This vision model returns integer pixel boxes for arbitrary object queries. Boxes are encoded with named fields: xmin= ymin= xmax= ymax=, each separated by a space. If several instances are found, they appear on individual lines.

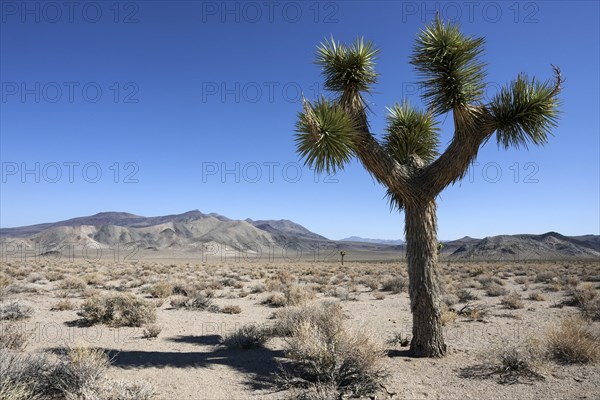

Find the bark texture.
xmin=405 ymin=200 xmax=447 ymax=357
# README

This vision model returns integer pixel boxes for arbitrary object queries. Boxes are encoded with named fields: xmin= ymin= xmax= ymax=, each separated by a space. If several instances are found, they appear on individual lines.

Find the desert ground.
xmin=1 ymin=257 xmax=599 ymax=399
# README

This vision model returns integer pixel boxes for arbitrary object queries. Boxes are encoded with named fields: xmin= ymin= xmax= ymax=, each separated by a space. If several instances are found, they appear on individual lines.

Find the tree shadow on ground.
xmin=48 ymin=335 xmax=286 ymax=392
xmin=167 ymin=334 xmax=221 ymax=346
xmin=107 ymin=346 xmax=284 ymax=390
xmin=387 ymin=348 xmax=421 ymax=358
xmin=64 ymin=318 xmax=93 ymax=327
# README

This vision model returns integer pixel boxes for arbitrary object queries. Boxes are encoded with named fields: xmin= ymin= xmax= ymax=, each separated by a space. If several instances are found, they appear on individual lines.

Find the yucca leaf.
xmin=295 ymin=97 xmax=356 ymax=174
xmin=490 ymin=67 xmax=561 ymax=149
xmin=316 ymin=36 xmax=379 ymax=94
xmin=411 ymin=15 xmax=486 ymax=115
xmin=384 ymin=102 xmax=440 ymax=165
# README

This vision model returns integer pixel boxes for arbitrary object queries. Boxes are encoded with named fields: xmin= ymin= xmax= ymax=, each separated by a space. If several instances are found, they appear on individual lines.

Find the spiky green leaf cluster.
xmin=385 ymin=188 xmax=405 ymax=211
xmin=490 ymin=72 xmax=560 ymax=149
xmin=295 ymin=97 xmax=356 ymax=174
xmin=411 ymin=16 xmax=486 ymax=115
xmin=384 ymin=102 xmax=440 ymax=165
xmin=316 ymin=37 xmax=379 ymax=94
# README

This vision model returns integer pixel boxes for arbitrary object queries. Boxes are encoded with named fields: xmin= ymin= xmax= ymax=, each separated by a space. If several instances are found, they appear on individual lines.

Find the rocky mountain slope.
xmin=1 ymin=212 xmax=598 ymax=260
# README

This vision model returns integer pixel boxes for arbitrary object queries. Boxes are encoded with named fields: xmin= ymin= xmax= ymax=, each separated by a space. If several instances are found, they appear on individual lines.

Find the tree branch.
xmin=340 ymin=90 xmax=417 ymax=206
xmin=353 ymin=131 xmax=414 ymax=197
xmin=417 ymin=105 xmax=494 ymax=198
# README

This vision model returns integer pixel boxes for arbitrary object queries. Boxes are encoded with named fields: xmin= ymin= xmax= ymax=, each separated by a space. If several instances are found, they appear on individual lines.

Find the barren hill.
xmin=1 ymin=212 xmax=598 ymax=261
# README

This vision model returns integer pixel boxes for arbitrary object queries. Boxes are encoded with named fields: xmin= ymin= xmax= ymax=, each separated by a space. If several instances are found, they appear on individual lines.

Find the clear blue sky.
xmin=1 ymin=1 xmax=599 ymax=240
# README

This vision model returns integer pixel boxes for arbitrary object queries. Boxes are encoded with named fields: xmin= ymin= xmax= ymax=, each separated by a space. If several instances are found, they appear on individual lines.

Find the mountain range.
xmin=340 ymin=237 xmax=405 ymax=245
xmin=0 ymin=211 xmax=598 ymax=261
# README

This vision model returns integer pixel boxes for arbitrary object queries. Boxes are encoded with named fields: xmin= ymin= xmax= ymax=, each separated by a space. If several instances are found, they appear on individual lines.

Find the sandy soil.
xmin=1 ymin=259 xmax=599 ymax=399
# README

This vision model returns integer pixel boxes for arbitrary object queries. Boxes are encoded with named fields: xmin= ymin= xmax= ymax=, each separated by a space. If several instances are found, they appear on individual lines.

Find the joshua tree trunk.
xmin=405 ymin=199 xmax=447 ymax=357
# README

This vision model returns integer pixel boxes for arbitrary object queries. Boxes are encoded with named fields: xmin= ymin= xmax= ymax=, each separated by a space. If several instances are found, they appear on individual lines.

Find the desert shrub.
xmin=461 ymin=279 xmax=482 ymax=289
xmin=0 ymin=379 xmax=34 ymax=400
xmin=262 ymin=292 xmax=287 ymax=308
xmin=171 ymin=281 xmax=193 ymax=296
xmin=45 ymin=271 xmax=64 ymax=282
xmin=149 ymin=281 xmax=173 ymax=298
xmin=459 ymin=343 xmax=544 ymax=384
xmin=221 ymin=324 xmax=268 ymax=349
xmin=477 ymin=274 xmax=504 ymax=289
xmin=220 ymin=278 xmax=238 ymax=288
xmin=58 ymin=277 xmax=87 ymax=291
xmin=5 ymin=267 xmax=29 ymax=279
xmin=514 ymin=276 xmax=527 ymax=285
xmin=546 ymin=281 xmax=562 ymax=292
xmin=66 ymin=346 xmax=111 ymax=388
xmin=283 ymin=284 xmax=315 ymax=306
xmin=142 ymin=324 xmax=162 ymax=339
xmin=79 ymin=293 xmax=156 ymax=327
xmin=0 ymin=347 xmax=106 ymax=398
xmin=0 ymin=301 xmax=33 ymax=321
xmin=581 ymin=297 xmax=600 ymax=321
xmin=501 ymin=291 xmax=524 ymax=309
xmin=0 ymin=325 xmax=28 ymax=351
xmin=535 ymin=271 xmax=556 ymax=283
xmin=233 ymin=282 xmax=244 ymax=289
xmin=207 ymin=281 xmax=223 ymax=290
xmin=5 ymin=283 xmax=39 ymax=295
xmin=266 ymin=271 xmax=295 ymax=292
xmin=546 ymin=316 xmax=600 ymax=363
xmin=273 ymin=301 xmax=345 ymax=338
xmin=281 ymin=312 xmax=386 ymax=398
xmin=442 ymin=293 xmax=459 ymax=307
xmin=221 ymin=305 xmax=242 ymax=314
xmin=82 ymin=287 xmax=102 ymax=298
xmin=372 ymin=292 xmax=385 ymax=300
xmin=565 ymin=276 xmax=581 ymax=288
xmin=386 ymin=332 xmax=410 ymax=347
xmin=331 ymin=286 xmax=354 ymax=301
xmin=359 ymin=277 xmax=379 ymax=291
xmin=440 ymin=306 xmax=457 ymax=326
xmin=26 ymin=273 xmax=45 ymax=283
xmin=455 ymin=303 xmax=489 ymax=321
xmin=486 ymin=284 xmax=508 ymax=297
xmin=457 ymin=289 xmax=479 ymax=302
xmin=528 ymin=291 xmax=546 ymax=301
xmin=153 ymin=298 xmax=164 ymax=308
xmin=169 ymin=295 xmax=189 ymax=309
xmin=186 ymin=293 xmax=216 ymax=311
xmin=468 ymin=265 xmax=485 ymax=276
xmin=567 ymin=284 xmax=599 ymax=320
xmin=0 ymin=273 xmax=13 ymax=291
xmin=169 ymin=293 xmax=217 ymax=312
xmin=51 ymin=299 xmax=75 ymax=311
xmin=566 ymin=284 xmax=596 ymax=307
xmin=250 ymin=283 xmax=266 ymax=293
xmin=83 ymin=273 xmax=103 ymax=286
xmin=494 ymin=345 xmax=544 ymax=384
xmin=381 ymin=276 xmax=407 ymax=293
xmin=0 ymin=347 xmax=155 ymax=399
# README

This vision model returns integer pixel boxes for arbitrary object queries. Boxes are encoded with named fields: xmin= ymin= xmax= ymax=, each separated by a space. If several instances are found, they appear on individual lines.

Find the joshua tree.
xmin=340 ymin=250 xmax=346 ymax=265
xmin=294 ymin=17 xmax=561 ymax=357
xmin=437 ymin=242 xmax=444 ymax=255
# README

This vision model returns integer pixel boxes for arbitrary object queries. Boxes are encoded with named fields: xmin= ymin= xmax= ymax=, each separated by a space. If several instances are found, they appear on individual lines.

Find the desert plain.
xmin=1 ymin=256 xmax=599 ymax=399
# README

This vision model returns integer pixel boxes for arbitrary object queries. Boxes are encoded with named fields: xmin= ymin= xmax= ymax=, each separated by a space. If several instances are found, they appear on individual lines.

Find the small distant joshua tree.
xmin=340 ymin=250 xmax=346 ymax=265
xmin=295 ymin=16 xmax=561 ymax=357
